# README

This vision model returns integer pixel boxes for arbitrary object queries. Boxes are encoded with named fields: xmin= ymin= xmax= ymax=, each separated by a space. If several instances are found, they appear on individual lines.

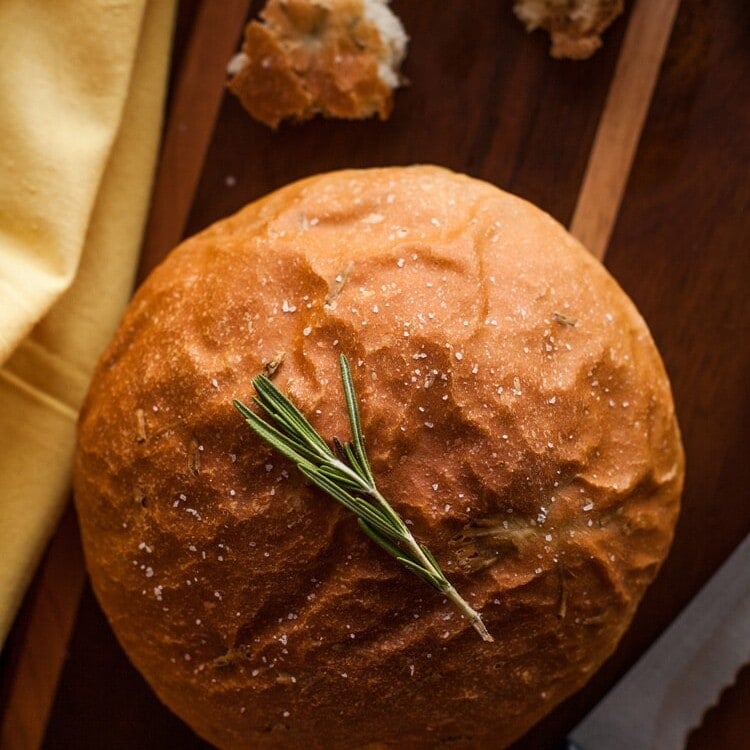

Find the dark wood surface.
xmin=34 ymin=0 xmax=750 ymax=747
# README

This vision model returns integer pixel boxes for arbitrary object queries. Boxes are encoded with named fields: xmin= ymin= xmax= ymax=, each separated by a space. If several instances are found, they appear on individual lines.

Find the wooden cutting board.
xmin=2 ymin=0 xmax=749 ymax=747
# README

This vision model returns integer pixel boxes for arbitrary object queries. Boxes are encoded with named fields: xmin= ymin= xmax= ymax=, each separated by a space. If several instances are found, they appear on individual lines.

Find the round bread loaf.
xmin=74 ymin=166 xmax=684 ymax=749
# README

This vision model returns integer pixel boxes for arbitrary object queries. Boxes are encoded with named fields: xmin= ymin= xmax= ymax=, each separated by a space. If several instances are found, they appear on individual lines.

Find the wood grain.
xmin=41 ymin=4 xmax=623 ymax=746
xmin=517 ymin=1 xmax=750 ymax=746
xmin=138 ymin=0 xmax=251 ymax=281
xmin=25 ymin=0 xmax=750 ymax=747
xmin=604 ymin=0 xmax=750 ymax=623
xmin=0 ymin=4 xmax=252 ymax=750
xmin=0 ymin=507 xmax=85 ymax=750
xmin=45 ymin=580 xmax=205 ymax=749
xmin=186 ymin=0 xmax=626 ymax=238
xmin=570 ymin=0 xmax=681 ymax=259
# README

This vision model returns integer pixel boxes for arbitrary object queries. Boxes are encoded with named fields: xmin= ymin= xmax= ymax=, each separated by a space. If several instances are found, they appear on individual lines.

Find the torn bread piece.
xmin=227 ymin=0 xmax=408 ymax=128
xmin=514 ymin=0 xmax=624 ymax=59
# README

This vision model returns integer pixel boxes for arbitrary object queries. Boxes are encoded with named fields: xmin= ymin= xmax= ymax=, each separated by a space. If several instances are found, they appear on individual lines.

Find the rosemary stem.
xmin=238 ymin=357 xmax=494 ymax=643
xmin=330 ymin=456 xmax=372 ymax=492
xmin=370 ymin=487 xmax=494 ymax=643
xmin=441 ymin=583 xmax=495 ymax=643
xmin=401 ymin=527 xmax=494 ymax=643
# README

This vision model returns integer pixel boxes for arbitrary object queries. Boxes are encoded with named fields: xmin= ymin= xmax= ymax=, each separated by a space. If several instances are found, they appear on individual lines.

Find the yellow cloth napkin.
xmin=0 ymin=0 xmax=176 ymax=647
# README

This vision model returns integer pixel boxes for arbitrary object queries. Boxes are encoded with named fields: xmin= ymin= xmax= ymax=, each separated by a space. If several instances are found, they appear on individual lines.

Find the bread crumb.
xmin=227 ymin=0 xmax=408 ymax=127
xmin=513 ymin=0 xmax=623 ymax=59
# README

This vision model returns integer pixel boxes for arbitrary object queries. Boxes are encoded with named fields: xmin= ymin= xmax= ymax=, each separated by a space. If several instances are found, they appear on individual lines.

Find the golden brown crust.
xmin=74 ymin=166 xmax=683 ymax=749
xmin=513 ymin=0 xmax=625 ymax=59
xmin=227 ymin=0 xmax=407 ymax=128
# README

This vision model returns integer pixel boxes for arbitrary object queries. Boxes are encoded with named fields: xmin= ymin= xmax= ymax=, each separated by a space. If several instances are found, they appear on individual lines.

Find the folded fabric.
xmin=0 ymin=0 xmax=176 ymax=648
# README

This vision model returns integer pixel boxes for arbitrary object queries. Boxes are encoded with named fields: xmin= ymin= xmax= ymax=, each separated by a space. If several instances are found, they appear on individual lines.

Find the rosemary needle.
xmin=233 ymin=354 xmax=494 ymax=643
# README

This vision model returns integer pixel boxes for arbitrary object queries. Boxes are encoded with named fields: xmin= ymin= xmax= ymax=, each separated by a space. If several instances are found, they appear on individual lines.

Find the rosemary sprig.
xmin=233 ymin=354 xmax=494 ymax=642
